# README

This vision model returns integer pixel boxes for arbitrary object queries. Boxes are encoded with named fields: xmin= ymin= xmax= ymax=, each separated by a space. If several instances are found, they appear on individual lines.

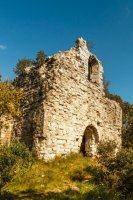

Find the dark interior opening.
xmin=88 ymin=56 xmax=99 ymax=80
xmin=80 ymin=125 xmax=99 ymax=157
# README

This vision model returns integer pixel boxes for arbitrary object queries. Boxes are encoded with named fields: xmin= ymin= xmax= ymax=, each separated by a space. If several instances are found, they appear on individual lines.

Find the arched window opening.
xmin=80 ymin=125 xmax=99 ymax=157
xmin=88 ymin=56 xmax=99 ymax=83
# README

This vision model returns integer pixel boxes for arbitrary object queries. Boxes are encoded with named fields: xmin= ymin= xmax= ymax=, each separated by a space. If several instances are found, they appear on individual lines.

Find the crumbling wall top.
xmin=75 ymin=37 xmax=88 ymax=48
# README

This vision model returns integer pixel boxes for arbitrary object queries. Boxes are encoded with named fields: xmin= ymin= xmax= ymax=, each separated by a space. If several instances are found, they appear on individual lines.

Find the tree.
xmin=14 ymin=58 xmax=33 ymax=76
xmin=0 ymin=80 xmax=23 ymax=117
xmin=35 ymin=51 xmax=47 ymax=67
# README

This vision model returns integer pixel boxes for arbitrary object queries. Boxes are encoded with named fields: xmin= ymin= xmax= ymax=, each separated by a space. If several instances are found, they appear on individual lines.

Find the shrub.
xmin=114 ymin=148 xmax=133 ymax=194
xmin=97 ymin=140 xmax=117 ymax=167
xmin=0 ymin=140 xmax=33 ymax=192
xmin=97 ymin=141 xmax=133 ymax=196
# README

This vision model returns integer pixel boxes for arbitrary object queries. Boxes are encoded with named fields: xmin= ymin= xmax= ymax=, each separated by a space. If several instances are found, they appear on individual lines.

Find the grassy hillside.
xmin=1 ymin=153 xmax=131 ymax=200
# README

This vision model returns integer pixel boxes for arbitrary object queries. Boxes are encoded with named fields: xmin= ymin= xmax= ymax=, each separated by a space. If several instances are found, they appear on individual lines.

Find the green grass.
xmin=1 ymin=153 xmax=131 ymax=200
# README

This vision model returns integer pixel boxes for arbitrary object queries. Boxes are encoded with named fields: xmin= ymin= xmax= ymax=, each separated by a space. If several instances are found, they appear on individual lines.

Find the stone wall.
xmin=14 ymin=38 xmax=122 ymax=159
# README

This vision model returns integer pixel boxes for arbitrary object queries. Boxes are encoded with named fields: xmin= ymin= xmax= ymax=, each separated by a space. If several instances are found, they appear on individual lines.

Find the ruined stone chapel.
xmin=0 ymin=38 xmax=122 ymax=159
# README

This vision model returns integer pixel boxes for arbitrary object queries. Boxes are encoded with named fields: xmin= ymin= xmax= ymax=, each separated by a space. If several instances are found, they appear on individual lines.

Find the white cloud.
xmin=0 ymin=45 xmax=7 ymax=50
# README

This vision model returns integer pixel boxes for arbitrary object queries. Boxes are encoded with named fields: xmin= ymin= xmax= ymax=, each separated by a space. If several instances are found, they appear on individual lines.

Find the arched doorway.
xmin=80 ymin=125 xmax=99 ymax=157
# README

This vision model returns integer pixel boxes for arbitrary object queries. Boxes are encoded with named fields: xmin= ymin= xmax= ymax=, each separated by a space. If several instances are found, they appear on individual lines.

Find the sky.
xmin=0 ymin=0 xmax=133 ymax=103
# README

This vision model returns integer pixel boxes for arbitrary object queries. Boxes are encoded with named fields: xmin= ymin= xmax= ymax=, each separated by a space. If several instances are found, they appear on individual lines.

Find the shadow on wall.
xmin=14 ymin=69 xmax=45 ymax=150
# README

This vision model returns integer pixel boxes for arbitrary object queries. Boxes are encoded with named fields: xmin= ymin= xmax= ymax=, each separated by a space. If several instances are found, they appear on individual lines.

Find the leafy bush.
xmin=97 ymin=140 xmax=117 ymax=166
xmin=97 ymin=140 xmax=117 ymax=157
xmin=0 ymin=140 xmax=33 ymax=192
xmin=97 ymin=141 xmax=133 ymax=196
xmin=114 ymin=148 xmax=133 ymax=193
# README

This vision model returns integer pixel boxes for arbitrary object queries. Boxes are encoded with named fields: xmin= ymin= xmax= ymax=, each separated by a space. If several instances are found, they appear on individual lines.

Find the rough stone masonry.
xmin=0 ymin=38 xmax=122 ymax=160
